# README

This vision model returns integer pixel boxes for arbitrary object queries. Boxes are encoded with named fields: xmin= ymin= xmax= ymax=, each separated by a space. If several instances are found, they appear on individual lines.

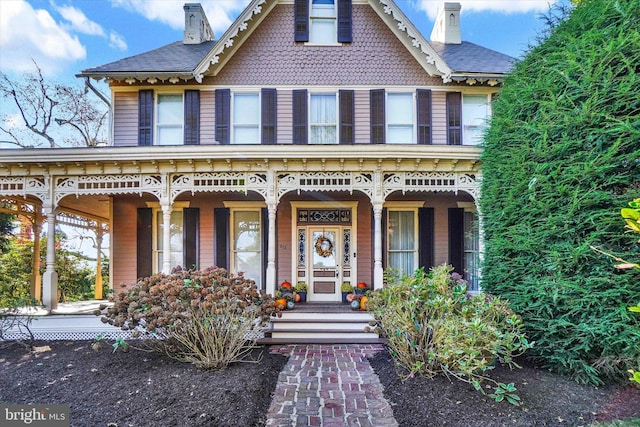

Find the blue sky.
xmin=0 ymin=0 xmax=566 ymax=84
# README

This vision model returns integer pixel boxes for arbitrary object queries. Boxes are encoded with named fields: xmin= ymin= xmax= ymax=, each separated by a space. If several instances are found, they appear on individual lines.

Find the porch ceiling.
xmin=0 ymin=145 xmax=481 ymax=176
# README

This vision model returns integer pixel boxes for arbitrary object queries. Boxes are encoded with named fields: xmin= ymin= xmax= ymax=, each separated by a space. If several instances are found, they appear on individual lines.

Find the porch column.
xmin=42 ymin=207 xmax=58 ymax=310
xmin=161 ymin=202 xmax=172 ymax=274
xmin=30 ymin=211 xmax=42 ymax=303
xmin=266 ymin=203 xmax=277 ymax=296
xmin=373 ymin=203 xmax=384 ymax=290
xmin=94 ymin=226 xmax=104 ymax=299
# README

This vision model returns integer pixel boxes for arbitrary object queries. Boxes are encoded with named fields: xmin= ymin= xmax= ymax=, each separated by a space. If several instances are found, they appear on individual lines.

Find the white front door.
xmin=309 ymin=227 xmax=342 ymax=302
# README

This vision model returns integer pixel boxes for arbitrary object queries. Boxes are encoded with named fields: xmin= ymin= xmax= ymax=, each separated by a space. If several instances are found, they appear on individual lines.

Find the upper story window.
xmin=295 ymin=0 xmax=352 ymax=44
xmin=447 ymin=92 xmax=489 ymax=145
xmin=233 ymin=93 xmax=260 ymax=144
xmin=310 ymin=0 xmax=337 ymax=44
xmin=386 ymin=93 xmax=414 ymax=144
xmin=156 ymin=94 xmax=183 ymax=146
xmin=371 ymin=89 xmax=431 ymax=144
xmin=215 ymin=88 xmax=277 ymax=145
xmin=310 ymin=93 xmax=337 ymax=144
xmin=138 ymin=89 xmax=199 ymax=146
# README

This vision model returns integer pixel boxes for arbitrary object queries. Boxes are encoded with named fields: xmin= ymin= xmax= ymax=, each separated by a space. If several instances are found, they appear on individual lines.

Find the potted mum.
xmin=295 ymin=281 xmax=308 ymax=303
xmin=341 ymin=282 xmax=354 ymax=303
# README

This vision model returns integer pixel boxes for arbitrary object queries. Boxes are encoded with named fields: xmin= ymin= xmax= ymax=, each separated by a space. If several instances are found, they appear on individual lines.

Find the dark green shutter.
xmin=337 ymin=0 xmax=352 ymax=43
xmin=418 ymin=208 xmax=434 ymax=271
xmin=138 ymin=90 xmax=153 ymax=146
xmin=183 ymin=208 xmax=199 ymax=270
xmin=292 ymin=89 xmax=308 ymax=144
xmin=261 ymin=88 xmax=277 ymax=144
xmin=137 ymin=208 xmax=153 ymax=278
xmin=339 ymin=90 xmax=354 ymax=144
xmin=446 ymin=92 xmax=462 ymax=145
xmin=448 ymin=208 xmax=465 ymax=275
xmin=215 ymin=89 xmax=230 ymax=145
xmin=417 ymin=89 xmax=432 ymax=145
xmin=214 ymin=208 xmax=229 ymax=270
xmin=294 ymin=0 xmax=309 ymax=42
xmin=184 ymin=90 xmax=200 ymax=145
xmin=370 ymin=89 xmax=385 ymax=144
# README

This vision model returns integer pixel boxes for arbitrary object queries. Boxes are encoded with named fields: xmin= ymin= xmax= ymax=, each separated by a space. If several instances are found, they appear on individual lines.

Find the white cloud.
xmin=416 ymin=0 xmax=558 ymax=20
xmin=0 ymin=0 xmax=86 ymax=75
xmin=109 ymin=0 xmax=250 ymax=37
xmin=55 ymin=4 xmax=105 ymax=36
xmin=109 ymin=31 xmax=127 ymax=51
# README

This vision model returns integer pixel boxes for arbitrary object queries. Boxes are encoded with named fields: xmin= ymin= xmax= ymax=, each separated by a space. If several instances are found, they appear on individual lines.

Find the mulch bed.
xmin=0 ymin=340 xmax=287 ymax=427
xmin=369 ymin=350 xmax=640 ymax=427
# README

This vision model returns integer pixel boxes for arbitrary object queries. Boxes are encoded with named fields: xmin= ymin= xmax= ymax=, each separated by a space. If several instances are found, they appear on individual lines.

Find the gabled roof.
xmin=78 ymin=0 xmax=512 ymax=85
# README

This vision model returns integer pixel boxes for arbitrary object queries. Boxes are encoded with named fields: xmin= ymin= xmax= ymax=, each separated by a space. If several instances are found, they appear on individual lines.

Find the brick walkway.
xmin=266 ymin=344 xmax=398 ymax=427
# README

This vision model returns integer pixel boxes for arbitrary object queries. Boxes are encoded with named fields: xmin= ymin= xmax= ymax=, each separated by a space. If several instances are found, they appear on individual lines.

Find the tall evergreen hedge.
xmin=480 ymin=0 xmax=640 ymax=385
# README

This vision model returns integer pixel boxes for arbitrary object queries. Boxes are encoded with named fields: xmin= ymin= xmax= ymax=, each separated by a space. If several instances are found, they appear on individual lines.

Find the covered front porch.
xmin=0 ymin=144 xmax=482 ymax=311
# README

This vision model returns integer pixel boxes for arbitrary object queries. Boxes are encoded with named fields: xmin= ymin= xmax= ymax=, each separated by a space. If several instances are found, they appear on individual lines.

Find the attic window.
xmin=311 ymin=0 xmax=337 ymax=44
xmin=295 ymin=0 xmax=352 ymax=44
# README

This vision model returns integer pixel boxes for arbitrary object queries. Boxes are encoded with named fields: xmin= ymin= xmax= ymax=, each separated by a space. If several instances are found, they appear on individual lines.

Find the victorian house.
xmin=0 ymin=0 xmax=513 ymax=311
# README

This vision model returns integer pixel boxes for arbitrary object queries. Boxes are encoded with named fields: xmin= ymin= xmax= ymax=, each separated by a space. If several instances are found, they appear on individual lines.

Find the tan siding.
xmin=276 ymin=202 xmax=293 ymax=281
xmin=112 ymin=197 xmax=142 ymax=289
xmin=355 ymin=196 xmax=373 ymax=286
xmin=113 ymin=92 xmax=138 ymax=147
xmin=200 ymin=90 xmax=216 ymax=145
xmin=277 ymin=90 xmax=293 ymax=144
xmin=354 ymin=90 xmax=370 ymax=144
xmin=432 ymin=91 xmax=447 ymax=145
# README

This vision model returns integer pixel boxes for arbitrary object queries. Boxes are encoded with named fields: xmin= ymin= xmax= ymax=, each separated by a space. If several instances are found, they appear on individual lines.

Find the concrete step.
xmin=271 ymin=320 xmax=371 ymax=331
xmin=277 ymin=311 xmax=373 ymax=321
xmin=269 ymin=330 xmax=375 ymax=340
xmin=258 ymin=337 xmax=386 ymax=345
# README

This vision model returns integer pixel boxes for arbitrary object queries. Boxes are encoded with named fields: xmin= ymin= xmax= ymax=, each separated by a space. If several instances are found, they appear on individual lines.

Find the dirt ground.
xmin=0 ymin=340 xmax=287 ymax=427
xmin=1 ymin=340 xmax=639 ymax=427
xmin=369 ymin=350 xmax=640 ymax=427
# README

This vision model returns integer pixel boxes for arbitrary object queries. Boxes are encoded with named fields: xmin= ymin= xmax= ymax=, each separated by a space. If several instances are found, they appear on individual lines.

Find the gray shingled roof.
xmin=430 ymin=41 xmax=515 ymax=75
xmin=80 ymin=40 xmax=215 ymax=75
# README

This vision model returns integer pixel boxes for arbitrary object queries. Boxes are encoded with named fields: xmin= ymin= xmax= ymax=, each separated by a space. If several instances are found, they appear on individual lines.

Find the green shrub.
xmin=480 ymin=0 xmax=640 ymax=385
xmin=97 ymin=266 xmax=281 ymax=369
xmin=367 ymin=264 xmax=532 ymax=405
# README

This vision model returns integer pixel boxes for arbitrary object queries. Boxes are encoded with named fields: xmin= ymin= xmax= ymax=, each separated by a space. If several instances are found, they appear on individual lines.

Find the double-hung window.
xmin=230 ymin=208 xmax=263 ymax=289
xmin=156 ymin=94 xmax=183 ymax=145
xmin=233 ymin=93 xmax=260 ymax=144
xmin=462 ymin=95 xmax=489 ymax=146
xmin=386 ymin=93 xmax=414 ymax=144
xmin=310 ymin=0 xmax=337 ymax=44
xmin=447 ymin=93 xmax=490 ymax=145
xmin=310 ymin=93 xmax=337 ymax=144
xmin=387 ymin=208 xmax=419 ymax=276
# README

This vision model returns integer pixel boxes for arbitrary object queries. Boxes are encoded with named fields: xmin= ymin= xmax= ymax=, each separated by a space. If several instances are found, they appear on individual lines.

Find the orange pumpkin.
xmin=360 ymin=295 xmax=368 ymax=311
xmin=357 ymin=282 xmax=367 ymax=289
xmin=281 ymin=281 xmax=292 ymax=288
xmin=275 ymin=298 xmax=287 ymax=309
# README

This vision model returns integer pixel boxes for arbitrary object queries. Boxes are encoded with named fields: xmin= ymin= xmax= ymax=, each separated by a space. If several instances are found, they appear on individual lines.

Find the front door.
xmin=309 ymin=227 xmax=342 ymax=302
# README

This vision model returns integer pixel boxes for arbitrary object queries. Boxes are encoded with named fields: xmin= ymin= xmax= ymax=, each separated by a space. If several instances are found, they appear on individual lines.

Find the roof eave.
xmin=75 ymin=72 xmax=197 ymax=84
xmin=448 ymin=73 xmax=508 ymax=86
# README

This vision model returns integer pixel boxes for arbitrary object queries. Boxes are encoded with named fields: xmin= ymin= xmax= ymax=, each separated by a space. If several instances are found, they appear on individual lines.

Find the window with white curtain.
xmin=232 ymin=210 xmax=262 ymax=288
xmin=462 ymin=95 xmax=489 ymax=145
xmin=310 ymin=93 xmax=337 ymax=144
xmin=387 ymin=210 xmax=417 ymax=275
xmin=233 ymin=93 xmax=260 ymax=144
xmin=310 ymin=0 xmax=337 ymax=44
xmin=464 ymin=211 xmax=480 ymax=291
xmin=154 ymin=210 xmax=183 ymax=272
xmin=156 ymin=94 xmax=183 ymax=145
xmin=387 ymin=93 xmax=414 ymax=144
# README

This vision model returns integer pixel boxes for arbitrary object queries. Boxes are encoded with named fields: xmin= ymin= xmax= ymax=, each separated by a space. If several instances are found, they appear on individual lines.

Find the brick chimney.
xmin=183 ymin=3 xmax=214 ymax=44
xmin=430 ymin=2 xmax=462 ymax=44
